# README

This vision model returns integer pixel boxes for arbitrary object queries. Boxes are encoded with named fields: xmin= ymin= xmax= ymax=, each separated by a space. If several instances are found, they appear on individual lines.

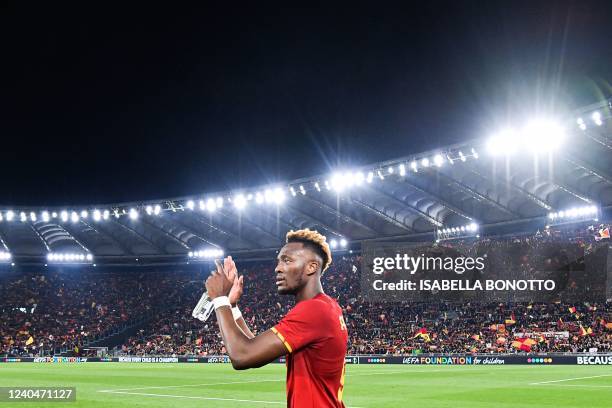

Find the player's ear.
xmin=306 ymin=260 xmax=319 ymax=276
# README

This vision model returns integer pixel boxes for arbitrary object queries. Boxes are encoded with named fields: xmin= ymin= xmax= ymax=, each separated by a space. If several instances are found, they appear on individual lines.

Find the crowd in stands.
xmin=0 ymin=270 xmax=171 ymax=356
xmin=1 ymin=224 xmax=611 ymax=357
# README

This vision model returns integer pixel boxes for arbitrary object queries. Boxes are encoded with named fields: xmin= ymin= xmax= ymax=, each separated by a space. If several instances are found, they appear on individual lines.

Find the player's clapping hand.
xmin=224 ymin=256 xmax=244 ymax=306
xmin=205 ymin=260 xmax=233 ymax=299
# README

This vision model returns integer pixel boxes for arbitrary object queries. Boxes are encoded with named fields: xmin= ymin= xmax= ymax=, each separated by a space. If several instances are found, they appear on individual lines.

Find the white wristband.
xmin=212 ymin=296 xmax=231 ymax=310
xmin=232 ymin=306 xmax=242 ymax=320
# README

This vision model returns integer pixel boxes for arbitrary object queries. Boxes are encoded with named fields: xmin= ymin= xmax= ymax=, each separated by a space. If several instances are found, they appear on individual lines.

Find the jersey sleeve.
xmin=272 ymin=300 xmax=326 ymax=353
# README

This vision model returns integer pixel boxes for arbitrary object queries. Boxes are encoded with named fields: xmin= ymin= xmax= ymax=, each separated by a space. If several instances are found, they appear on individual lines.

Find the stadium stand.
xmin=3 ymin=223 xmax=608 ymax=358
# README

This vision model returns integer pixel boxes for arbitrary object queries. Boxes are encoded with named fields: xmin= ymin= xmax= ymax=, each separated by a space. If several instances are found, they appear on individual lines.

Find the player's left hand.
xmin=223 ymin=256 xmax=244 ymax=306
xmin=205 ymin=263 xmax=233 ymax=299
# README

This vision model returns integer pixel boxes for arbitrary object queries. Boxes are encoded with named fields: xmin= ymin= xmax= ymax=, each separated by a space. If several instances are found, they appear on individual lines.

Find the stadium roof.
xmin=1 ymin=99 xmax=611 ymax=266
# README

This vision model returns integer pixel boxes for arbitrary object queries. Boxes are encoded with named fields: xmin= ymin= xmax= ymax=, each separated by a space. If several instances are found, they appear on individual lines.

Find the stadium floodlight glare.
xmin=471 ymin=148 xmax=479 ymax=159
xmin=325 ymin=180 xmax=331 ymax=190
xmin=376 ymin=170 xmax=384 ymax=180
xmin=60 ymin=211 xmax=69 ymax=222
xmin=6 ymin=210 xmax=14 ymax=222
xmin=331 ymin=173 xmax=346 ymax=192
xmin=153 ymin=204 xmax=161 ymax=215
xmin=30 ymin=212 xmax=37 ymax=222
xmin=71 ymin=211 xmax=79 ymax=223
xmin=548 ymin=205 xmax=598 ymax=222
xmin=433 ymin=154 xmax=444 ymax=167
xmin=592 ymin=111 xmax=603 ymax=126
xmin=93 ymin=209 xmax=101 ymax=221
xmin=330 ymin=172 xmax=358 ymax=192
xmin=233 ymin=194 xmax=247 ymax=210
xmin=459 ymin=151 xmax=466 ymax=162
xmin=145 ymin=205 xmax=153 ymax=215
xmin=330 ymin=239 xmax=338 ymax=249
xmin=410 ymin=161 xmax=418 ymax=172
xmin=186 ymin=200 xmax=195 ymax=210
xmin=0 ymin=251 xmax=11 ymax=262
xmin=387 ymin=166 xmax=394 ymax=174
xmin=129 ymin=208 xmax=139 ymax=220
xmin=273 ymin=187 xmax=286 ymax=204
xmin=522 ymin=119 xmax=565 ymax=153
xmin=80 ymin=210 xmax=88 ymax=219
xmin=255 ymin=192 xmax=264 ymax=204
xmin=486 ymin=129 xmax=519 ymax=156
xmin=188 ymin=248 xmax=224 ymax=259
xmin=52 ymin=212 xmax=58 ymax=218
xmin=366 ymin=171 xmax=374 ymax=183
xmin=421 ymin=158 xmax=430 ymax=167
xmin=264 ymin=189 xmax=273 ymax=203
xmin=290 ymin=186 xmax=296 ymax=197
xmin=437 ymin=223 xmax=478 ymax=239
xmin=314 ymin=182 xmax=321 ymax=192
xmin=0 ymin=213 xmax=3 ymax=222
xmin=299 ymin=185 xmax=306 ymax=195
xmin=216 ymin=197 xmax=223 ymax=208
xmin=340 ymin=238 xmax=347 ymax=248
xmin=20 ymin=212 xmax=27 ymax=222
xmin=206 ymin=198 xmax=217 ymax=212
xmin=399 ymin=164 xmax=406 ymax=176
xmin=42 ymin=211 xmax=50 ymax=222
xmin=577 ymin=117 xmax=587 ymax=131
xmin=103 ymin=209 xmax=110 ymax=220
xmin=47 ymin=252 xmax=93 ymax=264
xmin=355 ymin=171 xmax=365 ymax=185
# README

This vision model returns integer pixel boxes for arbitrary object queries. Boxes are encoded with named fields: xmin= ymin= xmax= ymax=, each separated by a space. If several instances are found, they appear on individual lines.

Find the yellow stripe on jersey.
xmin=271 ymin=327 xmax=293 ymax=353
xmin=337 ymin=363 xmax=346 ymax=402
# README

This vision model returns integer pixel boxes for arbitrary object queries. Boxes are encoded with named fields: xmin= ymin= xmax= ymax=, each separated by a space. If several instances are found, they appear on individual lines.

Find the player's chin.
xmin=276 ymin=286 xmax=293 ymax=295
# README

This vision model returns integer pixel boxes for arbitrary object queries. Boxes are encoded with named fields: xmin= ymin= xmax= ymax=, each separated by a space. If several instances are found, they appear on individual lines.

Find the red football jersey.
xmin=272 ymin=293 xmax=348 ymax=408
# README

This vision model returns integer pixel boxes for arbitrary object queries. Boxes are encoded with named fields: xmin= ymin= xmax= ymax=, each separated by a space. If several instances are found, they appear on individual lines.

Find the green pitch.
xmin=0 ymin=363 xmax=610 ymax=407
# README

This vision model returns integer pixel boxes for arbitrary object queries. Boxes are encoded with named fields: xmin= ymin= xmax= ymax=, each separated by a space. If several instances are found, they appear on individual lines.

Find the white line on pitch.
xmin=99 ymin=391 xmax=285 ymax=404
xmin=530 ymin=374 xmax=612 ymax=385
xmin=98 ymin=368 xmax=473 ymax=393
xmin=101 ymin=390 xmax=366 ymax=407
xmin=98 ymin=379 xmax=283 ymax=392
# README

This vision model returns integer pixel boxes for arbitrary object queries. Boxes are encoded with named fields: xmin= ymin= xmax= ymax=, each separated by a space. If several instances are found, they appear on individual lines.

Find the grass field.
xmin=0 ymin=363 xmax=611 ymax=407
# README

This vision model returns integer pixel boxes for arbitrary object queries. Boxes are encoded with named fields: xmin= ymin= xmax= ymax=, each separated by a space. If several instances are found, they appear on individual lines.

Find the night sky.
xmin=1 ymin=2 xmax=610 ymax=207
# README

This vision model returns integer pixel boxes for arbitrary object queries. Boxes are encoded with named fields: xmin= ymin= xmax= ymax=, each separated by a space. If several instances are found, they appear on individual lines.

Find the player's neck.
xmin=295 ymin=280 xmax=324 ymax=303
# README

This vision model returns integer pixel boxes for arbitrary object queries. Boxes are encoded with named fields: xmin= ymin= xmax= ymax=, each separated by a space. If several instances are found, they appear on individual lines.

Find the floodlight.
xmin=234 ymin=194 xmax=246 ymax=209
xmin=433 ymin=154 xmax=444 ymax=167
xmin=129 ymin=208 xmax=139 ymax=220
